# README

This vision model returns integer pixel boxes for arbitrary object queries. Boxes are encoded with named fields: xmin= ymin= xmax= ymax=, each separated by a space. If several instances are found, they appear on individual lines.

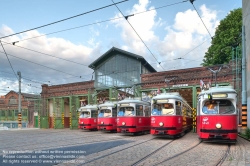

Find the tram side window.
xmin=175 ymin=101 xmax=182 ymax=115
xmin=144 ymin=106 xmax=150 ymax=117
xmin=112 ymin=108 xmax=117 ymax=117
xmin=136 ymin=105 xmax=143 ymax=116
xmin=186 ymin=107 xmax=192 ymax=117
xmin=182 ymin=105 xmax=187 ymax=116
xmin=91 ymin=110 xmax=98 ymax=118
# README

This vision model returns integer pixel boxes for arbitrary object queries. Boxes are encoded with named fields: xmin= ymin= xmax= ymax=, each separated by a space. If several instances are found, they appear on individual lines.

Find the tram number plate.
xmin=158 ymin=131 xmax=164 ymax=134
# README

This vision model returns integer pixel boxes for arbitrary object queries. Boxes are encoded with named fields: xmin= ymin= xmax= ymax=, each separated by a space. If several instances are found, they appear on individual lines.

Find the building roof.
xmin=5 ymin=90 xmax=41 ymax=99
xmin=88 ymin=47 xmax=156 ymax=72
xmin=21 ymin=92 xmax=41 ymax=99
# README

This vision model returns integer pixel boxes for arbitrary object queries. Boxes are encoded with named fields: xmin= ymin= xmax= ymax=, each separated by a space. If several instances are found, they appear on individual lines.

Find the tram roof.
xmin=88 ymin=47 xmax=156 ymax=72
xmin=78 ymin=104 xmax=98 ymax=111
xmin=199 ymin=86 xmax=236 ymax=96
xmin=118 ymin=97 xmax=150 ymax=105
xmin=152 ymin=92 xmax=183 ymax=101
xmin=99 ymin=101 xmax=118 ymax=107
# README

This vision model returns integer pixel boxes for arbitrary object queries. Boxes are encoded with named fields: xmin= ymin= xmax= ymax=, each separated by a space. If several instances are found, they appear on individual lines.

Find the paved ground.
xmin=0 ymin=129 xmax=249 ymax=166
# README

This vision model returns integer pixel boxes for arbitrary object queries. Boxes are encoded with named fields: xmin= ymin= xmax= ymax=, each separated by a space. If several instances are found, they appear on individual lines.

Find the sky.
xmin=0 ymin=0 xmax=242 ymax=95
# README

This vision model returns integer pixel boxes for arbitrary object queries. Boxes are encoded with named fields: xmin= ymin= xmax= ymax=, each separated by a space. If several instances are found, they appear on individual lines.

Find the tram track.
xmin=152 ymin=140 xmax=202 ymax=166
xmin=233 ymin=137 xmax=247 ymax=166
xmin=80 ymin=137 xmax=158 ymax=166
xmin=131 ymin=140 xmax=174 ymax=166
xmin=215 ymin=144 xmax=231 ymax=166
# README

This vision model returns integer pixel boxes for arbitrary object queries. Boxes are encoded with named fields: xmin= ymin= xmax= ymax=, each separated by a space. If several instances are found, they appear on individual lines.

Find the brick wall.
xmin=141 ymin=62 xmax=240 ymax=90
xmin=41 ymin=80 xmax=95 ymax=98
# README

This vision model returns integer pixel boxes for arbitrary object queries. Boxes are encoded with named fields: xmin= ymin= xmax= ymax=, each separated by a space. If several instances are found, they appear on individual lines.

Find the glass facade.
xmin=95 ymin=54 xmax=142 ymax=88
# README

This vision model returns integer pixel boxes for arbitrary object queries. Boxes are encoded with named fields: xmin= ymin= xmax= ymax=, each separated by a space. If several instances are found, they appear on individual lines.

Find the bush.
xmin=245 ymin=128 xmax=250 ymax=139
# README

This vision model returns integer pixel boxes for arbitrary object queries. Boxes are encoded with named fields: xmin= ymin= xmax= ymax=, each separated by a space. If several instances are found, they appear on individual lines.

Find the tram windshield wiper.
xmin=163 ymin=111 xmax=174 ymax=115
xmin=220 ymin=110 xmax=234 ymax=114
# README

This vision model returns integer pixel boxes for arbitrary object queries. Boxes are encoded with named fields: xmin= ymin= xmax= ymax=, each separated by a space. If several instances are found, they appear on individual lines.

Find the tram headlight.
xmin=101 ymin=121 xmax=104 ymax=124
xmin=216 ymin=123 xmax=222 ymax=129
xmin=122 ymin=122 xmax=126 ymax=126
xmin=159 ymin=122 xmax=164 ymax=127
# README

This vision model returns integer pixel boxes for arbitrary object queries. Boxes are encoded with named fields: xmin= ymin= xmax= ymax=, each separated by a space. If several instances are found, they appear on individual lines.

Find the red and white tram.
xmin=78 ymin=105 xmax=98 ymax=131
xmin=97 ymin=101 xmax=118 ymax=132
xmin=150 ymin=92 xmax=193 ymax=137
xmin=197 ymin=86 xmax=238 ymax=142
xmin=117 ymin=98 xmax=151 ymax=134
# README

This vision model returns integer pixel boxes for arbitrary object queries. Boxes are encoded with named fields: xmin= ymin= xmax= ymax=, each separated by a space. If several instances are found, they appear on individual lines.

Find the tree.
xmin=202 ymin=8 xmax=242 ymax=66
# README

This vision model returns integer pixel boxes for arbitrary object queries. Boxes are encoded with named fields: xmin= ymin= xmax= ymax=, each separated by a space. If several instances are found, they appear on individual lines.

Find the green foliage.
xmin=202 ymin=8 xmax=242 ymax=66
xmin=245 ymin=127 xmax=250 ymax=139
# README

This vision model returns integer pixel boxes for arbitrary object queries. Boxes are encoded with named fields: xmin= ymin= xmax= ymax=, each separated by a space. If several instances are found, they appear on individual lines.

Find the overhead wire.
xmin=1 ymin=40 xmax=88 ymax=66
xmin=133 ymin=0 xmax=189 ymax=15
xmin=0 ymin=0 xmax=128 ymax=40
xmin=189 ymin=0 xmax=213 ymax=39
xmin=150 ymin=38 xmax=210 ymax=65
xmin=111 ymin=0 xmax=165 ymax=71
xmin=0 ymin=70 xmax=53 ymax=85
xmin=1 ymin=0 xmax=190 ymax=45
xmin=0 ymin=51 xmax=86 ymax=79
xmin=1 ymin=0 xmax=192 ymax=70
xmin=0 ymin=0 xmax=211 ymax=89
xmin=0 ymin=41 xmax=18 ymax=79
xmin=0 ymin=0 xmax=192 ymax=84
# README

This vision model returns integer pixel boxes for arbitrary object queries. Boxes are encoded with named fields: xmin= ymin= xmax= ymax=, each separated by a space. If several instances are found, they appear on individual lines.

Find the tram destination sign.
xmin=172 ymin=84 xmax=188 ymax=87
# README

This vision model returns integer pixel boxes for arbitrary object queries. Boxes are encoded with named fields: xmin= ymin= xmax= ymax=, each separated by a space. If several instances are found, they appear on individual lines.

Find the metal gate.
xmin=54 ymin=98 xmax=64 ymax=129
xmin=35 ymin=98 xmax=49 ymax=129
xmin=70 ymin=96 xmax=79 ymax=129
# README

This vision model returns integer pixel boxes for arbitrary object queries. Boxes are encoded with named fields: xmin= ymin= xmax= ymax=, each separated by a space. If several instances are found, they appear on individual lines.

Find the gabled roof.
xmin=88 ymin=47 xmax=156 ymax=72
xmin=5 ymin=90 xmax=40 ymax=99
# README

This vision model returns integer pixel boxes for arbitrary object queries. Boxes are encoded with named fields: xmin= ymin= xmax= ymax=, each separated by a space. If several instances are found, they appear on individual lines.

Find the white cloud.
xmin=111 ymin=0 xmax=159 ymax=54
xmin=0 ymin=26 xmax=101 ymax=95
xmin=111 ymin=1 xmax=219 ymax=71
xmin=0 ymin=1 xmax=221 ymax=95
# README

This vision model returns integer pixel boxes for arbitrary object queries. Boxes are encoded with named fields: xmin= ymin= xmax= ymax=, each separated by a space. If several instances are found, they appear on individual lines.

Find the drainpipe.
xmin=241 ymin=25 xmax=247 ymax=129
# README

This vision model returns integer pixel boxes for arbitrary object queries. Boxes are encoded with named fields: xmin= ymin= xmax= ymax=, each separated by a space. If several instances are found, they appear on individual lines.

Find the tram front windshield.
xmin=202 ymin=100 xmax=235 ymax=114
xmin=152 ymin=103 xmax=174 ymax=115
xmin=118 ymin=107 xmax=135 ymax=116
xmin=98 ymin=109 xmax=112 ymax=117
xmin=79 ymin=111 xmax=91 ymax=118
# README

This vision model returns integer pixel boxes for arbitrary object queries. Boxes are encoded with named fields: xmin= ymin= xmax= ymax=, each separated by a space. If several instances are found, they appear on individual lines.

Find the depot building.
xmin=0 ymin=47 xmax=243 ymax=129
